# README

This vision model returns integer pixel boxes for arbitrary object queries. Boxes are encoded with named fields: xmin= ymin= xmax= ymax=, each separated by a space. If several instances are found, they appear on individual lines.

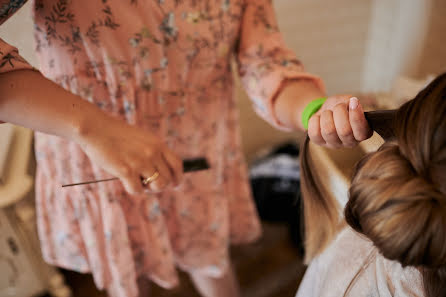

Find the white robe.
xmin=296 ymin=227 xmax=424 ymax=297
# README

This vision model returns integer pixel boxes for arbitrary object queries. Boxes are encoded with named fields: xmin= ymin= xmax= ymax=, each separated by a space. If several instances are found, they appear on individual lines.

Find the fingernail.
xmin=349 ymin=97 xmax=359 ymax=110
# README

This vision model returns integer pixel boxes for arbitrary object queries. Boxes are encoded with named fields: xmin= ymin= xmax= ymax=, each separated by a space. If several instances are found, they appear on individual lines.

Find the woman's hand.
xmin=274 ymin=81 xmax=372 ymax=148
xmin=75 ymin=114 xmax=183 ymax=194
xmin=0 ymin=70 xmax=182 ymax=194
xmin=308 ymin=95 xmax=372 ymax=148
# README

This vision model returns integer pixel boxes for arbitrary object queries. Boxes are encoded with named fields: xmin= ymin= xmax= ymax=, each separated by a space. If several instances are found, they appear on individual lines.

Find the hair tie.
xmin=302 ymin=97 xmax=327 ymax=130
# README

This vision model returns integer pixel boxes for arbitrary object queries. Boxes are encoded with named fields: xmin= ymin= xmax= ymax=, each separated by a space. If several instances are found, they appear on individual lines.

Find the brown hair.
xmin=300 ymin=135 xmax=341 ymax=261
xmin=301 ymin=73 xmax=446 ymax=297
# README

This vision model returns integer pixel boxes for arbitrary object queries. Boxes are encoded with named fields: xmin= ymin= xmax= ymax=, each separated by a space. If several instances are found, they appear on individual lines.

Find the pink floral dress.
xmin=0 ymin=0 xmax=323 ymax=296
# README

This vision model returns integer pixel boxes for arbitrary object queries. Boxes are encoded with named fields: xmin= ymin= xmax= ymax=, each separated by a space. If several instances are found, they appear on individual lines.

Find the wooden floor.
xmin=58 ymin=222 xmax=305 ymax=297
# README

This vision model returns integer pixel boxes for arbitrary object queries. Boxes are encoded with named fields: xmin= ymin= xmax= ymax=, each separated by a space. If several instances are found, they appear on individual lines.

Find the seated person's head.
xmin=345 ymin=73 xmax=446 ymax=296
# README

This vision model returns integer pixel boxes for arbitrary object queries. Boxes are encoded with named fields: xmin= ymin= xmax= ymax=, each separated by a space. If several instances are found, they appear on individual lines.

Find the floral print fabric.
xmin=0 ymin=0 xmax=324 ymax=296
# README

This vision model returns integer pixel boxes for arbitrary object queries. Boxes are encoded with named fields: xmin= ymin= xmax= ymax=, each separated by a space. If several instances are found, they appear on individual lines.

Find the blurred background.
xmin=0 ymin=0 xmax=445 ymax=296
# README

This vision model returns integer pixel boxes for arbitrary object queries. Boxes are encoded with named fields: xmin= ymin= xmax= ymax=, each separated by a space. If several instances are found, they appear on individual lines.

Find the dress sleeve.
xmin=236 ymin=0 xmax=325 ymax=129
xmin=0 ymin=0 xmax=34 ymax=74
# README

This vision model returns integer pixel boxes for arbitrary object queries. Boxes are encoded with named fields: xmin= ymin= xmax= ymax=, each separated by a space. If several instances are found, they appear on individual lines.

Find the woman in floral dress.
xmin=0 ymin=0 xmax=370 ymax=296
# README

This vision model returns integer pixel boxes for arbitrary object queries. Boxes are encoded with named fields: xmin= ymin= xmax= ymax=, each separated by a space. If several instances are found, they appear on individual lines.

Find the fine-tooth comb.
xmin=62 ymin=157 xmax=210 ymax=187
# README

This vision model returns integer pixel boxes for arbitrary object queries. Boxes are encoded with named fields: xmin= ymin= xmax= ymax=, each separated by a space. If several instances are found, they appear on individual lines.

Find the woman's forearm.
xmin=274 ymin=79 xmax=326 ymax=131
xmin=0 ymin=69 xmax=107 ymax=141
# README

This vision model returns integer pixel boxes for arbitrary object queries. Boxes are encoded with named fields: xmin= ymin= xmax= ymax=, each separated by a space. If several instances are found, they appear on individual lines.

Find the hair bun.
xmin=346 ymin=144 xmax=446 ymax=268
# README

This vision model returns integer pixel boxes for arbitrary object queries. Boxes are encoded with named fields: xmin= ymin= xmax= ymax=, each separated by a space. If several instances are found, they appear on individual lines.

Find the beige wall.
xmin=416 ymin=0 xmax=446 ymax=78
xmin=274 ymin=0 xmax=373 ymax=95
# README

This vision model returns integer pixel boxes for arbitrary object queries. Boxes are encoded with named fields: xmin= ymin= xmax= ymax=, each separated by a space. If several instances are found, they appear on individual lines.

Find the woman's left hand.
xmin=308 ymin=95 xmax=373 ymax=148
xmin=274 ymin=81 xmax=373 ymax=148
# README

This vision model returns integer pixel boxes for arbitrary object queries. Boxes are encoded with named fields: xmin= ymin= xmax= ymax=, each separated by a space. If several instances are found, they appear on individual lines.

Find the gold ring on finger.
xmin=142 ymin=171 xmax=160 ymax=185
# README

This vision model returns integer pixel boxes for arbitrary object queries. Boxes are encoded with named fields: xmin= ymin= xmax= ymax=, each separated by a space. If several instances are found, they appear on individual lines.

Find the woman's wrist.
xmin=69 ymin=101 xmax=113 ymax=145
xmin=274 ymin=79 xmax=326 ymax=131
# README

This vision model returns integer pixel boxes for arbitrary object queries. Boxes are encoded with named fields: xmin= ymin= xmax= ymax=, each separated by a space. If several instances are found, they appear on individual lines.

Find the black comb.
xmin=62 ymin=157 xmax=210 ymax=187
xmin=183 ymin=157 xmax=210 ymax=172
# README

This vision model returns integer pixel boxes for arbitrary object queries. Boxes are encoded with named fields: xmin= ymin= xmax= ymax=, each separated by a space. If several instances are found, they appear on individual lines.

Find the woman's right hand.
xmin=74 ymin=113 xmax=183 ymax=195
xmin=0 ymin=69 xmax=182 ymax=194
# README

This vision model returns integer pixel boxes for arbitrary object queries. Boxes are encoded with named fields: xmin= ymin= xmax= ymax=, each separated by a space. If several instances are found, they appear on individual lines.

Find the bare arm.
xmin=273 ymin=79 xmax=325 ymax=131
xmin=0 ymin=69 xmax=102 ymax=140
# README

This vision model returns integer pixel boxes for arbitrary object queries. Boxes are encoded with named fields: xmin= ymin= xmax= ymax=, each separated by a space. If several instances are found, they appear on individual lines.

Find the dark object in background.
xmin=250 ymin=142 xmax=305 ymax=257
